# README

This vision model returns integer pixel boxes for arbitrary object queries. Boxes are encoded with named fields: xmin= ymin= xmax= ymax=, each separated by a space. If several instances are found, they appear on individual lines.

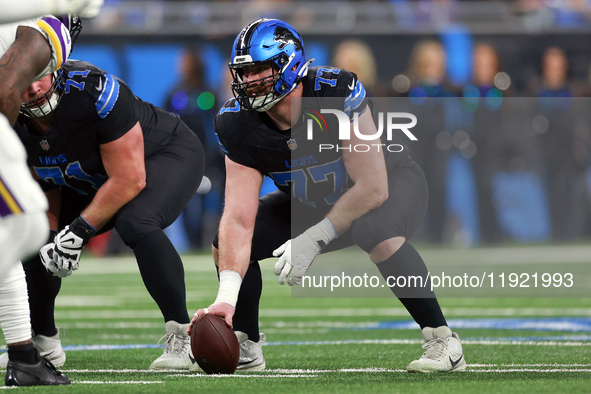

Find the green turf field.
xmin=2 ymin=245 xmax=590 ymax=393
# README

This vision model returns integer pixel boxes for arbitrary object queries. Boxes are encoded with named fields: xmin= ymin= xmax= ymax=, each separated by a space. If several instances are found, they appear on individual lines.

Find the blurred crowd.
xmin=350 ymin=38 xmax=591 ymax=245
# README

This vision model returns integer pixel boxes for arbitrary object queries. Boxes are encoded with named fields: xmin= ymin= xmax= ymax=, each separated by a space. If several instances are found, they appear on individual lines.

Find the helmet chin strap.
xmin=252 ymin=93 xmax=281 ymax=112
xmin=24 ymin=92 xmax=59 ymax=118
xmin=253 ymin=58 xmax=315 ymax=113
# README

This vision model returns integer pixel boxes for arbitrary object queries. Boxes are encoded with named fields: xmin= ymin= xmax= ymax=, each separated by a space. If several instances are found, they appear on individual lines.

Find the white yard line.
xmin=75 ymin=381 xmax=163 ymax=384
xmin=167 ymin=374 xmax=320 ymax=378
xmin=469 ymin=369 xmax=591 ymax=373
xmin=469 ymin=363 xmax=591 ymax=367
xmin=62 ymin=365 xmax=591 ymax=375
xmin=53 ymin=308 xmax=591 ymax=320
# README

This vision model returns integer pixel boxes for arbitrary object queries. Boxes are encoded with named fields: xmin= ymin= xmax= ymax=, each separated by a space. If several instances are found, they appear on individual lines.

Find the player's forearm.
xmin=45 ymin=188 xmax=61 ymax=232
xmin=0 ymin=27 xmax=51 ymax=124
xmin=326 ymin=181 xmax=388 ymax=235
xmin=81 ymin=178 xmax=145 ymax=230
xmin=217 ymin=218 xmax=254 ymax=278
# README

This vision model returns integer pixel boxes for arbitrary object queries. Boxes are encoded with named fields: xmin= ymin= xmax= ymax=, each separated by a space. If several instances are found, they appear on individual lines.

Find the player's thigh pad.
xmin=115 ymin=127 xmax=204 ymax=246
xmin=351 ymin=160 xmax=428 ymax=253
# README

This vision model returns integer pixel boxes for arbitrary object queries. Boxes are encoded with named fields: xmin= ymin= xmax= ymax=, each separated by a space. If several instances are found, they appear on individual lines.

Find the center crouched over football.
xmin=190 ymin=314 xmax=239 ymax=374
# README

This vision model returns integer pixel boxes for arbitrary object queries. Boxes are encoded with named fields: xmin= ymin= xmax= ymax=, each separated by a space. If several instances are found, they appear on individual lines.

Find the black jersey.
xmin=16 ymin=60 xmax=186 ymax=197
xmin=214 ymin=66 xmax=410 ymax=210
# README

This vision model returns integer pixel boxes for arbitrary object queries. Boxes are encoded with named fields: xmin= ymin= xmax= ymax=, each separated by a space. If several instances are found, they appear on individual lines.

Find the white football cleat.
xmin=0 ymin=330 xmax=66 ymax=369
xmin=149 ymin=321 xmax=197 ymax=370
xmin=235 ymin=331 xmax=266 ymax=371
xmin=407 ymin=326 xmax=466 ymax=373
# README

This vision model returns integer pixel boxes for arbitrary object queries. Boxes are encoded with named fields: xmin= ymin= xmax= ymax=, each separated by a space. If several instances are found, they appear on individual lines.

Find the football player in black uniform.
xmin=15 ymin=59 xmax=205 ymax=371
xmin=191 ymin=19 xmax=466 ymax=373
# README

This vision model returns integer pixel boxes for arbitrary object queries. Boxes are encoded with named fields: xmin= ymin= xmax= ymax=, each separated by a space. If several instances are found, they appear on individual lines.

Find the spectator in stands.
xmin=164 ymin=46 xmax=224 ymax=249
xmin=405 ymin=39 xmax=457 ymax=243
xmin=332 ymin=39 xmax=390 ymax=97
xmin=468 ymin=43 xmax=509 ymax=244
xmin=528 ymin=47 xmax=591 ymax=240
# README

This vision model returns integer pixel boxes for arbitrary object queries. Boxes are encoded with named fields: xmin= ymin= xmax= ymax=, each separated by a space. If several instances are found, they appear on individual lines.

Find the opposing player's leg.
xmin=0 ymin=265 xmax=69 ymax=386
xmin=351 ymin=158 xmax=465 ymax=373
xmin=113 ymin=125 xmax=203 ymax=370
xmin=0 ymin=114 xmax=49 ymax=267
xmin=0 ymin=114 xmax=69 ymax=385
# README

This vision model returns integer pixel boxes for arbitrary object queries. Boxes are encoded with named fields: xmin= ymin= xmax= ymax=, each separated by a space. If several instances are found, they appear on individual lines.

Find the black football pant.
xmin=23 ymin=124 xmax=204 ymax=336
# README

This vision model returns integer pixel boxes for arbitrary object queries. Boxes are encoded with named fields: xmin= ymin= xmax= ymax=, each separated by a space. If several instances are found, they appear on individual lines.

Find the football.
xmin=190 ymin=314 xmax=239 ymax=374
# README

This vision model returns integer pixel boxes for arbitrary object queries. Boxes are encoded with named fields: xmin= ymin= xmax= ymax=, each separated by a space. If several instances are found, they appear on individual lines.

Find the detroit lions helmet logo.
xmin=274 ymin=26 xmax=302 ymax=51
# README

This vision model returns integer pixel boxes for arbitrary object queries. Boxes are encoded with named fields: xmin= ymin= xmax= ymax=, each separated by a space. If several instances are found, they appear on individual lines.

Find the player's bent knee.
xmin=350 ymin=220 xmax=378 ymax=254
xmin=368 ymin=237 xmax=406 ymax=264
xmin=114 ymin=217 xmax=157 ymax=248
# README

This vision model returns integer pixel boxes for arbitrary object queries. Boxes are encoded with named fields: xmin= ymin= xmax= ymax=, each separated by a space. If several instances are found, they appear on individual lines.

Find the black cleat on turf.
xmin=5 ymin=357 xmax=71 ymax=386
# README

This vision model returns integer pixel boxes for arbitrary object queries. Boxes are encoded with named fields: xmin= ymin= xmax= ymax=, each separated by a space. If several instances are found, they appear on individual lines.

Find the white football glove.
xmin=40 ymin=242 xmax=77 ymax=278
xmin=53 ymin=226 xmax=85 ymax=276
xmin=273 ymin=218 xmax=337 ymax=286
xmin=44 ymin=216 xmax=96 ymax=278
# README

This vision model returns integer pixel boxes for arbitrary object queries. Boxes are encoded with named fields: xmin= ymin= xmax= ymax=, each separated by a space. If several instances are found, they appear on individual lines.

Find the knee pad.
xmin=114 ymin=217 xmax=140 ymax=248
xmin=351 ymin=215 xmax=405 ymax=254
xmin=0 ymin=263 xmax=31 ymax=344
xmin=351 ymin=219 xmax=379 ymax=254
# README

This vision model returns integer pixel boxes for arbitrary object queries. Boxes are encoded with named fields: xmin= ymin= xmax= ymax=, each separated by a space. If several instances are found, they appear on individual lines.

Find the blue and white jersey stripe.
xmin=344 ymin=80 xmax=367 ymax=119
xmin=214 ymin=132 xmax=229 ymax=155
xmin=95 ymin=73 xmax=120 ymax=119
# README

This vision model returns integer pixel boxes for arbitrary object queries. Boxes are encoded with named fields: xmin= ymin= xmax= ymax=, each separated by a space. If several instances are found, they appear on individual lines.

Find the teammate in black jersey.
xmin=190 ymin=19 xmax=465 ymax=373
xmin=16 ymin=59 xmax=205 ymax=371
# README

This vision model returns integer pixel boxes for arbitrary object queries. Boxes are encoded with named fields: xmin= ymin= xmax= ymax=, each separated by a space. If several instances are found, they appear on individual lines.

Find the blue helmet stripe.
xmin=236 ymin=19 xmax=266 ymax=54
xmin=95 ymin=73 xmax=120 ymax=119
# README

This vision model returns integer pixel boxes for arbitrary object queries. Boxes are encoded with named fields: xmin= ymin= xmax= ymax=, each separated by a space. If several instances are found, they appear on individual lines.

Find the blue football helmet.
xmin=229 ymin=19 xmax=313 ymax=112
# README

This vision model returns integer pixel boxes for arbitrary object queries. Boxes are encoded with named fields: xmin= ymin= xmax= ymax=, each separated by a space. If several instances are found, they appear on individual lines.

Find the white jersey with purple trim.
xmin=0 ymin=113 xmax=48 ymax=217
xmin=0 ymin=16 xmax=70 ymax=217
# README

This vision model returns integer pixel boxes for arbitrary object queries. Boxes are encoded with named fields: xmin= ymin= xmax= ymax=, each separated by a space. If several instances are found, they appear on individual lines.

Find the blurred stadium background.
xmin=74 ymin=0 xmax=591 ymax=252
xmin=3 ymin=3 xmax=591 ymax=390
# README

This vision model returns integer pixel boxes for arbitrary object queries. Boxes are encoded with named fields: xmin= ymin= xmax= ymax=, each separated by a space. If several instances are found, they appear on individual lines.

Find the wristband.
xmin=306 ymin=217 xmax=338 ymax=250
xmin=69 ymin=215 xmax=97 ymax=245
xmin=214 ymin=270 xmax=243 ymax=308
xmin=318 ymin=217 xmax=338 ymax=240
xmin=47 ymin=229 xmax=58 ymax=244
